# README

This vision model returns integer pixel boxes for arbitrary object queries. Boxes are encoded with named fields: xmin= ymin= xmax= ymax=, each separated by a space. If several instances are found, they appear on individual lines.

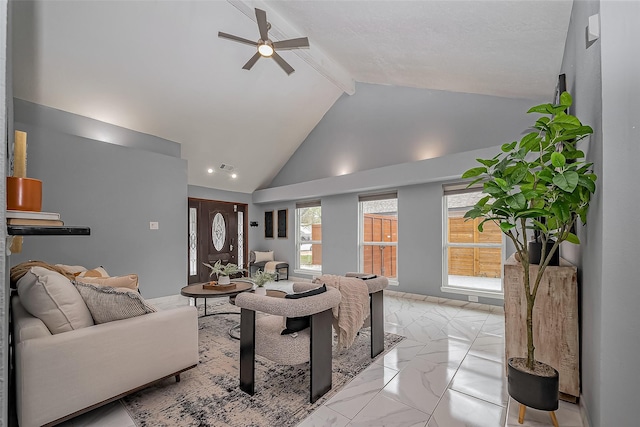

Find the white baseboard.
xmin=579 ymin=395 xmax=591 ymax=427
xmin=385 ymin=289 xmax=503 ymax=313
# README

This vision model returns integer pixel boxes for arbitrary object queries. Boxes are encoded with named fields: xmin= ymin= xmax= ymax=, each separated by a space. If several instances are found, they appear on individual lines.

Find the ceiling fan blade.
xmin=273 ymin=37 xmax=309 ymax=50
xmin=271 ymin=52 xmax=295 ymax=75
xmin=242 ymin=52 xmax=262 ymax=70
xmin=218 ymin=32 xmax=257 ymax=47
xmin=255 ymin=8 xmax=269 ymax=41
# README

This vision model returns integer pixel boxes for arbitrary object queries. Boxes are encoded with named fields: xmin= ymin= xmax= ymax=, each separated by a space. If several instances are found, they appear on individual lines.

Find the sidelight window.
xmin=295 ymin=201 xmax=322 ymax=273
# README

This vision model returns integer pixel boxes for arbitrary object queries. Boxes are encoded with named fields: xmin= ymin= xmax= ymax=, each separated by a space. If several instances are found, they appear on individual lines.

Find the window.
xmin=442 ymin=183 xmax=504 ymax=298
xmin=189 ymin=207 xmax=197 ymax=276
xmin=295 ymin=201 xmax=321 ymax=273
xmin=237 ymin=209 xmax=244 ymax=269
xmin=359 ymin=193 xmax=398 ymax=283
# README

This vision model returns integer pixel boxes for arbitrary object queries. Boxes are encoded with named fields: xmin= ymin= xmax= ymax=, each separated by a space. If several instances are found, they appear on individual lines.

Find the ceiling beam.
xmin=227 ymin=0 xmax=356 ymax=95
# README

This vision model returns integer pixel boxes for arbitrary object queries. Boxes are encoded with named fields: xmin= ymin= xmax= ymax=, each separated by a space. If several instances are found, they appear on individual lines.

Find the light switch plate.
xmin=150 ymin=222 xmax=159 ymax=230
xmin=588 ymin=14 xmax=600 ymax=42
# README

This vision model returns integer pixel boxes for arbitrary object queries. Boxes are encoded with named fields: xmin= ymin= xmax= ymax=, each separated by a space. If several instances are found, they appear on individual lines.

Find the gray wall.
xmin=560 ymin=1 xmax=640 ymax=426
xmin=254 ymin=83 xmax=537 ymax=305
xmin=12 ymin=99 xmax=180 ymax=158
xmin=255 ymin=179 xmax=507 ymax=306
xmin=559 ymin=1 xmax=604 ymax=425
xmin=1 ymin=1 xmax=8 ymax=424
xmin=251 ymin=201 xmax=297 ymax=270
xmin=11 ymin=100 xmax=188 ymax=298
xmin=269 ymin=83 xmax=538 ymax=188
xmin=397 ymin=183 xmax=444 ymax=296
xmin=321 ymin=193 xmax=359 ymax=275
xmin=598 ymin=3 xmax=640 ymax=424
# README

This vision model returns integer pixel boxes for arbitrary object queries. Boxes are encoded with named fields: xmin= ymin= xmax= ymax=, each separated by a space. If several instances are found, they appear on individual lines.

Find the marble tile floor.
xmin=58 ymin=287 xmax=584 ymax=427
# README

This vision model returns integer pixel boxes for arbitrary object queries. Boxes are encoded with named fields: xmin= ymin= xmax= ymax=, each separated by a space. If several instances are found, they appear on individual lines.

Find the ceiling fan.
xmin=218 ymin=8 xmax=309 ymax=75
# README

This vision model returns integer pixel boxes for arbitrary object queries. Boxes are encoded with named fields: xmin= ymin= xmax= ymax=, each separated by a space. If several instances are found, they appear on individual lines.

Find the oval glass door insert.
xmin=212 ymin=213 xmax=226 ymax=251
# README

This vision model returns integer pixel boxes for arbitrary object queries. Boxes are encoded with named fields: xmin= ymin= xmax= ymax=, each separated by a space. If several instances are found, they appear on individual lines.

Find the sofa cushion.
xmin=76 ymin=266 xmax=109 ymax=278
xmin=254 ymin=251 xmax=274 ymax=263
xmin=74 ymin=281 xmax=157 ymax=324
xmin=76 ymin=274 xmax=139 ymax=291
xmin=17 ymin=266 xmax=94 ymax=334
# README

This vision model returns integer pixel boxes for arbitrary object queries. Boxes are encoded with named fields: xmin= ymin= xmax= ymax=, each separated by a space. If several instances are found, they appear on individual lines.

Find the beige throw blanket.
xmin=315 ymin=274 xmax=370 ymax=350
xmin=264 ymin=261 xmax=279 ymax=273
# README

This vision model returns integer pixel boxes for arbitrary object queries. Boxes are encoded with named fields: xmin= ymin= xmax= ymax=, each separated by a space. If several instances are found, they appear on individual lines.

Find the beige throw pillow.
xmin=76 ymin=274 xmax=139 ymax=291
xmin=254 ymin=251 xmax=274 ymax=263
xmin=17 ymin=266 xmax=94 ymax=334
xmin=55 ymin=264 xmax=88 ymax=275
xmin=76 ymin=266 xmax=109 ymax=278
xmin=74 ymin=281 xmax=157 ymax=324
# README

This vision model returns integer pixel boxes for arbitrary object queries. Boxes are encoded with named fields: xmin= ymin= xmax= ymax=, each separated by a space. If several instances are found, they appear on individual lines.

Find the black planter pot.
xmin=528 ymin=241 xmax=560 ymax=266
xmin=508 ymin=357 xmax=559 ymax=411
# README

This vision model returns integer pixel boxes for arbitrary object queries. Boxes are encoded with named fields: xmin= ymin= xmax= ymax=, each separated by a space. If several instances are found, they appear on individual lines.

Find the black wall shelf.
xmin=7 ymin=225 xmax=91 ymax=236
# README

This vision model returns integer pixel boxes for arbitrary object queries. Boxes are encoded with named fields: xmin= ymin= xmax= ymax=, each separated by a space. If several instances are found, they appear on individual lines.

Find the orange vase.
xmin=6 ymin=177 xmax=43 ymax=211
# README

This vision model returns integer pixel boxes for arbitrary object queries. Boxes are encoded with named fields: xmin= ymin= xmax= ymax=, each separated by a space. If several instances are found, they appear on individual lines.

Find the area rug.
xmin=122 ymin=302 xmax=404 ymax=427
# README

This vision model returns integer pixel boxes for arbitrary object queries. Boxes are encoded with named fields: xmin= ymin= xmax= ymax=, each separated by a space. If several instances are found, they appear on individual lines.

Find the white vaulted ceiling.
xmin=11 ymin=0 xmax=573 ymax=193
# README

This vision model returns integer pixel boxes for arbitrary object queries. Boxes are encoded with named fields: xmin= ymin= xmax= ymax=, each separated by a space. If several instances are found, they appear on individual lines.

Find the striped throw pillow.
xmin=74 ymin=281 xmax=156 ymax=324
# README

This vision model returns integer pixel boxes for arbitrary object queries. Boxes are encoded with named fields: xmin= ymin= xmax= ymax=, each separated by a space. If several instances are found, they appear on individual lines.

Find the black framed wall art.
xmin=264 ymin=211 xmax=274 ymax=239
xmin=277 ymin=209 xmax=288 ymax=238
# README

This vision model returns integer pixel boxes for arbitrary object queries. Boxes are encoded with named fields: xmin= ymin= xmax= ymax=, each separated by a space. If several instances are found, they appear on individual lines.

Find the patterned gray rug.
xmin=122 ymin=302 xmax=403 ymax=427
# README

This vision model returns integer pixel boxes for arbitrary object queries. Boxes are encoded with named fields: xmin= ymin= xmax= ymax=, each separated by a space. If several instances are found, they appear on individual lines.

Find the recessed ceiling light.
xmin=207 ymin=168 xmax=214 ymax=174
xmin=231 ymin=173 xmax=237 ymax=179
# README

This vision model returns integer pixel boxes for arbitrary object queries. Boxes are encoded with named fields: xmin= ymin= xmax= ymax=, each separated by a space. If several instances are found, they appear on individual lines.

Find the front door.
xmin=188 ymin=198 xmax=248 ymax=284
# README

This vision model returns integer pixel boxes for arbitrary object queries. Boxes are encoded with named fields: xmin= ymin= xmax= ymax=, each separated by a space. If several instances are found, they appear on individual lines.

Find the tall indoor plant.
xmin=462 ymin=92 xmax=595 ymax=408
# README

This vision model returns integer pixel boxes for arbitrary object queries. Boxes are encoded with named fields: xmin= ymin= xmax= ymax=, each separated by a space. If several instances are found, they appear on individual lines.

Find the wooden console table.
xmin=504 ymin=254 xmax=579 ymax=402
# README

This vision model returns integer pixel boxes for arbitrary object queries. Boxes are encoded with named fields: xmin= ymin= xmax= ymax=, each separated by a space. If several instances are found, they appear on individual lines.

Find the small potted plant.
xmin=462 ymin=92 xmax=595 ymax=419
xmin=251 ymin=270 xmax=276 ymax=295
xmin=203 ymin=260 xmax=245 ymax=285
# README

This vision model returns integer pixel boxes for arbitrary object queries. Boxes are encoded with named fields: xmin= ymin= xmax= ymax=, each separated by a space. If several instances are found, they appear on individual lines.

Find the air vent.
xmin=220 ymin=164 xmax=235 ymax=172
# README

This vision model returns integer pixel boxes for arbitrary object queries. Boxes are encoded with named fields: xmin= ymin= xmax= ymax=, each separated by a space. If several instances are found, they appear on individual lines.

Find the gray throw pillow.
xmin=74 ymin=281 xmax=157 ymax=324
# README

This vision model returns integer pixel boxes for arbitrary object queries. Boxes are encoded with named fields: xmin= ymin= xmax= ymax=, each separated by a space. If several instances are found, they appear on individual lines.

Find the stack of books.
xmin=6 ymin=210 xmax=64 ymax=226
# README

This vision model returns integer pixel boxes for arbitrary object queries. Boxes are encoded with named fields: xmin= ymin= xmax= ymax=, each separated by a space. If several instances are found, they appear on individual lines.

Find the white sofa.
xmin=12 ymin=295 xmax=199 ymax=427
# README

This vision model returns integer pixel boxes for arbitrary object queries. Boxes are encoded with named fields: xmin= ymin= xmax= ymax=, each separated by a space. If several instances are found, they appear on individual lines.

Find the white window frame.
xmin=294 ymin=203 xmax=322 ymax=275
xmin=441 ymin=188 xmax=505 ymax=299
xmin=358 ymin=194 xmax=399 ymax=285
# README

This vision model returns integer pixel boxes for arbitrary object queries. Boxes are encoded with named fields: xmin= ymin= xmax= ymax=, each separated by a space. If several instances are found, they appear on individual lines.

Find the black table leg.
xmin=370 ymin=290 xmax=384 ymax=358
xmin=310 ymin=308 xmax=333 ymax=403
xmin=239 ymin=308 xmax=256 ymax=396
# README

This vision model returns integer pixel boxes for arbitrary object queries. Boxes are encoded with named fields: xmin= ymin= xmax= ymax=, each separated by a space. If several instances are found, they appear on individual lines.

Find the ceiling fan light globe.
xmin=258 ymin=44 xmax=274 ymax=57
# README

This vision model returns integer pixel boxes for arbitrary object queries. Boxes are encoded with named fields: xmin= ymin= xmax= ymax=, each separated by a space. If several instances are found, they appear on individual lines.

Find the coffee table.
xmin=181 ymin=282 xmax=286 ymax=339
xmin=181 ymin=281 xmax=253 ymax=317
